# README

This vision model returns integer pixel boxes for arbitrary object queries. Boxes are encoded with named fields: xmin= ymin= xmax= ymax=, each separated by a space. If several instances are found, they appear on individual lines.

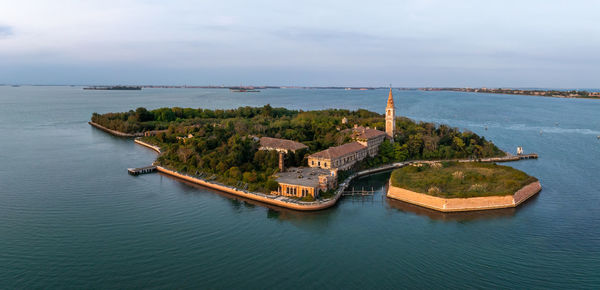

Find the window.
xmin=318 ymin=161 xmax=321 ymax=166
xmin=324 ymin=163 xmax=327 ymax=167
xmin=312 ymin=161 xmax=314 ymax=165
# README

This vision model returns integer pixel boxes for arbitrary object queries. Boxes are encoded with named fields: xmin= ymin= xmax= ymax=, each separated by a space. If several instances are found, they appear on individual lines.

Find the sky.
xmin=0 ymin=0 xmax=599 ymax=87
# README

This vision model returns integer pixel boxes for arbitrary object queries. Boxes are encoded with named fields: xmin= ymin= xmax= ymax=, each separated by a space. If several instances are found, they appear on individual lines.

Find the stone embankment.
xmin=89 ymin=122 xmax=143 ymax=137
xmin=156 ymin=166 xmax=344 ymax=211
xmin=134 ymin=138 xmax=161 ymax=153
xmin=387 ymin=181 xmax=541 ymax=212
xmin=129 ymin=136 xmax=540 ymax=212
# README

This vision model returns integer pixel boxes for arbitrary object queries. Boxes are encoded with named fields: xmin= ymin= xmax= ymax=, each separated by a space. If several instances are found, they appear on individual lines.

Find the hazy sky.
xmin=1 ymin=0 xmax=599 ymax=87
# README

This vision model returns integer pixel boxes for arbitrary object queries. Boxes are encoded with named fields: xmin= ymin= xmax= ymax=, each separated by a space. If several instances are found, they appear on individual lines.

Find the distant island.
xmin=387 ymin=162 xmax=541 ymax=212
xmin=84 ymin=86 xmax=142 ymax=90
xmin=229 ymin=86 xmax=260 ymax=92
xmin=420 ymin=87 xmax=600 ymax=99
xmin=90 ymin=89 xmax=539 ymax=211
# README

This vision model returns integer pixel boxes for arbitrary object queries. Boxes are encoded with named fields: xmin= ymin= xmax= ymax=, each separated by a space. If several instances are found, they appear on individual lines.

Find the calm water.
xmin=1 ymin=86 xmax=599 ymax=289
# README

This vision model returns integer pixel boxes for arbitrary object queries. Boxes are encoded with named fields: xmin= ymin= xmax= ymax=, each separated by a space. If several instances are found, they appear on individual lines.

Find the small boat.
xmin=597 ymin=135 xmax=600 ymax=140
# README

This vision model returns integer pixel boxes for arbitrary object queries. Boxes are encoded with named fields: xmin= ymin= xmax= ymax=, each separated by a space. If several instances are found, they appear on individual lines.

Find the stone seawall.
xmin=134 ymin=139 xmax=161 ymax=154
xmin=89 ymin=121 xmax=143 ymax=137
xmin=387 ymin=181 xmax=541 ymax=212
xmin=128 ymin=137 xmax=540 ymax=212
xmin=133 ymin=138 xmax=346 ymax=211
xmin=156 ymin=166 xmax=341 ymax=211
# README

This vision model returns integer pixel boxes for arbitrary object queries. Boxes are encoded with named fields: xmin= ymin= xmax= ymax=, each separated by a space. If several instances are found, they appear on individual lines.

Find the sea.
xmin=1 ymin=86 xmax=599 ymax=289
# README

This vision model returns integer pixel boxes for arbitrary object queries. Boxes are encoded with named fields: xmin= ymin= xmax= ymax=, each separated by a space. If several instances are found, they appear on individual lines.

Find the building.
xmin=351 ymin=125 xmax=386 ymax=157
xmin=385 ymin=87 xmax=396 ymax=141
xmin=307 ymin=90 xmax=390 ymax=171
xmin=270 ymin=89 xmax=392 ymax=198
xmin=143 ymin=129 xmax=168 ymax=137
xmin=259 ymin=137 xmax=308 ymax=153
xmin=273 ymin=167 xmax=337 ymax=198
xmin=176 ymin=134 xmax=194 ymax=143
xmin=308 ymin=142 xmax=368 ymax=171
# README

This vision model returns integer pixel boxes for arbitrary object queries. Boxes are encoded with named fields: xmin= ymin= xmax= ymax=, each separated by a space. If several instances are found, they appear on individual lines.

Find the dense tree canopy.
xmin=92 ymin=105 xmax=503 ymax=195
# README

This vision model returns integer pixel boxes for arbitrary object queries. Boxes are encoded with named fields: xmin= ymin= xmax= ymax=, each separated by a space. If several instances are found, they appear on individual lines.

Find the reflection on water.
xmin=386 ymin=198 xmax=516 ymax=221
xmin=158 ymin=171 xmax=338 ymax=226
xmin=157 ymin=163 xmax=537 ymax=224
xmin=385 ymin=186 xmax=542 ymax=222
xmin=3 ymin=87 xmax=600 ymax=288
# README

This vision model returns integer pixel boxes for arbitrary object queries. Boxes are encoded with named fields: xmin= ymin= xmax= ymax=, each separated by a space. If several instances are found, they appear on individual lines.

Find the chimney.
xmin=279 ymin=152 xmax=285 ymax=172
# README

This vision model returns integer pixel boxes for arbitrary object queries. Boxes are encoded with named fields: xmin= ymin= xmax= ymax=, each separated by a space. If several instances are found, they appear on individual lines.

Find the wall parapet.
xmin=134 ymin=138 xmax=161 ymax=154
xmin=387 ymin=181 xmax=541 ymax=212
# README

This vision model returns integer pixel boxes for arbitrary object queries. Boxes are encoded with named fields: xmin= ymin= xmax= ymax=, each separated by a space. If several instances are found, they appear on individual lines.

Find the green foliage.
xmin=390 ymin=162 xmax=538 ymax=198
xmin=94 ymin=105 xmax=504 ymax=195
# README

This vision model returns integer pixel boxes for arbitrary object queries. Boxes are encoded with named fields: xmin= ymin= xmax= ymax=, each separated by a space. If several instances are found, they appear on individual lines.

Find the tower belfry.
xmin=385 ymin=85 xmax=395 ymax=142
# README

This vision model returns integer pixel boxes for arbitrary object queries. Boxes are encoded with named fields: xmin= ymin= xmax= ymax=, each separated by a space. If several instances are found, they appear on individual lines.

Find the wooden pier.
xmin=516 ymin=153 xmax=538 ymax=160
xmin=128 ymin=166 xmax=157 ymax=175
xmin=342 ymin=187 xmax=378 ymax=196
xmin=466 ymin=153 xmax=539 ymax=163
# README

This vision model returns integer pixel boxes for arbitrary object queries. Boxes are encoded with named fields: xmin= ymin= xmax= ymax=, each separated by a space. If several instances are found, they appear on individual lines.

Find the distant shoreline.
xmin=420 ymin=87 xmax=600 ymax=99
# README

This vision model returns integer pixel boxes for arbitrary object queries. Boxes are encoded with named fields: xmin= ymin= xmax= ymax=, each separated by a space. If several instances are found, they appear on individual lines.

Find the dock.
xmin=516 ymin=153 xmax=538 ymax=160
xmin=342 ymin=187 xmax=379 ymax=196
xmin=127 ymin=166 xmax=157 ymax=175
xmin=474 ymin=153 xmax=538 ymax=162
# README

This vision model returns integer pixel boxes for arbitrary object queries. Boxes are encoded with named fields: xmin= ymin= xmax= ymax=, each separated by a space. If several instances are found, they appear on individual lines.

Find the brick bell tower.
xmin=385 ymin=86 xmax=395 ymax=142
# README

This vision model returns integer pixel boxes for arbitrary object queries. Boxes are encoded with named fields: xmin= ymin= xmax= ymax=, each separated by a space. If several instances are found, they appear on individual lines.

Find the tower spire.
xmin=387 ymin=85 xmax=394 ymax=107
xmin=385 ymin=85 xmax=396 ymax=142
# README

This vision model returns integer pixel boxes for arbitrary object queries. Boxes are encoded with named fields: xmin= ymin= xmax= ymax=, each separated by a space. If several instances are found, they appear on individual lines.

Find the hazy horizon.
xmin=1 ymin=1 xmax=599 ymax=88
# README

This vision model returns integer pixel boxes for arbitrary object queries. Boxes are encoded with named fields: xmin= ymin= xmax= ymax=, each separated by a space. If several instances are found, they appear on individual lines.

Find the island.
xmin=420 ymin=87 xmax=600 ymax=99
xmin=84 ymin=86 xmax=142 ymax=90
xmin=387 ymin=162 xmax=541 ymax=212
xmin=90 ymin=89 xmax=539 ymax=211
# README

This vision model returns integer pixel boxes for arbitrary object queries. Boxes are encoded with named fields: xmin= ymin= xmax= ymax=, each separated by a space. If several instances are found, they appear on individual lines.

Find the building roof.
xmin=387 ymin=87 xmax=394 ymax=107
xmin=259 ymin=137 xmax=308 ymax=152
xmin=309 ymin=142 xmax=366 ymax=160
xmin=275 ymin=167 xmax=332 ymax=187
xmin=352 ymin=126 xmax=386 ymax=140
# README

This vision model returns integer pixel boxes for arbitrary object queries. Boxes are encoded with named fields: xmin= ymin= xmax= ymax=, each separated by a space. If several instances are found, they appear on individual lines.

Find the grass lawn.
xmin=390 ymin=162 xmax=537 ymax=198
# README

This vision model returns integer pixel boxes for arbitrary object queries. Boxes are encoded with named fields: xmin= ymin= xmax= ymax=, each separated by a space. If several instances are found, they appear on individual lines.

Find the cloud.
xmin=0 ymin=25 xmax=13 ymax=37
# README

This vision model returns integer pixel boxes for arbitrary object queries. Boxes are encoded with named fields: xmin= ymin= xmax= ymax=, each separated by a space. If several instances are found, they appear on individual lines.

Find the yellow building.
xmin=308 ymin=126 xmax=386 ymax=171
xmin=272 ymin=167 xmax=337 ymax=198
xmin=352 ymin=125 xmax=386 ymax=157
xmin=308 ymin=142 xmax=367 ymax=171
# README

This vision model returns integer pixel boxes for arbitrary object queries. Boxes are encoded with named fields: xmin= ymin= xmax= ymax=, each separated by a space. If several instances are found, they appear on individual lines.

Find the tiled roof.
xmin=259 ymin=137 xmax=308 ymax=151
xmin=352 ymin=126 xmax=386 ymax=140
xmin=309 ymin=142 xmax=366 ymax=160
